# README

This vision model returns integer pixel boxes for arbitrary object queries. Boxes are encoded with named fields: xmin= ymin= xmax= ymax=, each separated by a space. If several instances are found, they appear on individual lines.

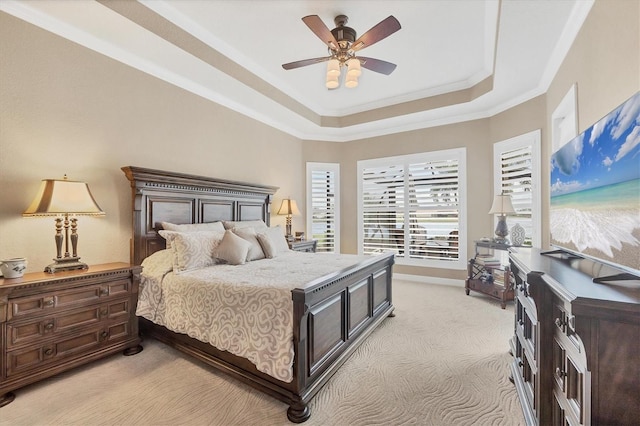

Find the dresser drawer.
xmin=5 ymin=320 xmax=132 ymax=378
xmin=8 ymin=278 xmax=132 ymax=320
xmin=7 ymin=298 xmax=131 ymax=349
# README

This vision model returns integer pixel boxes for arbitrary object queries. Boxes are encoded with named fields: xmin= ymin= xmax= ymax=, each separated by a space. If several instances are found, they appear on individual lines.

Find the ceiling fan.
xmin=282 ymin=14 xmax=401 ymax=89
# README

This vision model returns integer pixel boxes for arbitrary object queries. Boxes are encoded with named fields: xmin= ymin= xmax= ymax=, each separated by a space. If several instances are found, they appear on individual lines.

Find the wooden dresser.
xmin=509 ymin=248 xmax=640 ymax=425
xmin=0 ymin=263 xmax=142 ymax=407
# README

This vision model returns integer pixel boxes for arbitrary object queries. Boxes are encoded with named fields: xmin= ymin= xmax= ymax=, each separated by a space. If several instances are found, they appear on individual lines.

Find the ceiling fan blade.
xmin=358 ymin=57 xmax=397 ymax=75
xmin=351 ymin=16 xmax=401 ymax=52
xmin=282 ymin=57 xmax=330 ymax=70
xmin=302 ymin=15 xmax=340 ymax=51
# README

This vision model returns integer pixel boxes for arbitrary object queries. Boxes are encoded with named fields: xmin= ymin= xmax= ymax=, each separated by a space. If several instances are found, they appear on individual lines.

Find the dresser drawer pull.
xmin=44 ymin=299 xmax=54 ymax=307
xmin=101 ymin=331 xmax=109 ymax=339
xmin=555 ymin=367 xmax=566 ymax=378
xmin=100 ymin=288 xmax=109 ymax=296
xmin=101 ymin=308 xmax=108 ymax=316
xmin=44 ymin=322 xmax=54 ymax=331
xmin=44 ymin=348 xmax=53 ymax=356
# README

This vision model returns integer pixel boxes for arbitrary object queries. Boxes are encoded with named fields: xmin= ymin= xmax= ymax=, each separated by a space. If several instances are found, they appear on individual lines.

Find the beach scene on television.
xmin=550 ymin=91 xmax=640 ymax=274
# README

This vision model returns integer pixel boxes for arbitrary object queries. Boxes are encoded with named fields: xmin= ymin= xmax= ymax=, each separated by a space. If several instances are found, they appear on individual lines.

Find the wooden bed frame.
xmin=121 ymin=166 xmax=395 ymax=423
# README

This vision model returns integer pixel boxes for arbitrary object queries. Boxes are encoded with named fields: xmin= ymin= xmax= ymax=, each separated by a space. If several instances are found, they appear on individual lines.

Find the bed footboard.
xmin=289 ymin=252 xmax=395 ymax=422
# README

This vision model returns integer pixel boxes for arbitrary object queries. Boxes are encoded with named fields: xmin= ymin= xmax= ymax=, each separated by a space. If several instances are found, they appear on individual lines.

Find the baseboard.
xmin=394 ymin=273 xmax=464 ymax=287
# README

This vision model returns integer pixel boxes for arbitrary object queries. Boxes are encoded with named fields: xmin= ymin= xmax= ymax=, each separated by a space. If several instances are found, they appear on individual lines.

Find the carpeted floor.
xmin=1 ymin=280 xmax=524 ymax=426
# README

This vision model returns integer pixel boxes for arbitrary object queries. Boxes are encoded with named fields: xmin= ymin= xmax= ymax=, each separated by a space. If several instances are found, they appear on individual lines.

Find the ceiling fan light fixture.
xmin=326 ymin=58 xmax=340 ymax=76
xmin=347 ymin=58 xmax=362 ymax=77
xmin=326 ymin=74 xmax=339 ymax=89
xmin=345 ymin=73 xmax=358 ymax=88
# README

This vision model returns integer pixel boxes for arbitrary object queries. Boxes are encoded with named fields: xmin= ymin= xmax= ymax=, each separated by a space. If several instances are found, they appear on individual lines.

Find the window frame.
xmin=493 ymin=129 xmax=541 ymax=247
xmin=357 ymin=148 xmax=467 ymax=269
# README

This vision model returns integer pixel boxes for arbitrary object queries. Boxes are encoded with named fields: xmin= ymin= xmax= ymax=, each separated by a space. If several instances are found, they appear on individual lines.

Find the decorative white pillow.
xmin=263 ymin=225 xmax=291 ymax=253
xmin=158 ymin=230 xmax=224 ymax=273
xmin=232 ymin=227 xmax=266 ymax=261
xmin=222 ymin=220 xmax=268 ymax=231
xmin=141 ymin=249 xmax=174 ymax=275
xmin=159 ymin=221 xmax=225 ymax=248
xmin=213 ymin=230 xmax=252 ymax=265
xmin=256 ymin=233 xmax=278 ymax=259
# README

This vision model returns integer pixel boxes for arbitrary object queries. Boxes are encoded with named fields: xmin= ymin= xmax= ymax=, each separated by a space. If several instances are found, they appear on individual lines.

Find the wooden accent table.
xmin=0 ymin=263 xmax=142 ymax=407
xmin=465 ymin=241 xmax=514 ymax=308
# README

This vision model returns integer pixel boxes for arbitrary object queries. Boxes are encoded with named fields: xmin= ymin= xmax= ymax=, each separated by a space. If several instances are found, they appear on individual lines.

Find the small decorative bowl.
xmin=0 ymin=257 xmax=28 ymax=278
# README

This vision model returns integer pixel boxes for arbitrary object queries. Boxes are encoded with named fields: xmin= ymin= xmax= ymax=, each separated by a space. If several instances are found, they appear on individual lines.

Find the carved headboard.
xmin=122 ymin=166 xmax=278 ymax=265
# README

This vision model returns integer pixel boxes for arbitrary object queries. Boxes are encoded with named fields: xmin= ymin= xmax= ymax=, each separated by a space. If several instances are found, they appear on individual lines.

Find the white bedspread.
xmin=137 ymin=250 xmax=372 ymax=382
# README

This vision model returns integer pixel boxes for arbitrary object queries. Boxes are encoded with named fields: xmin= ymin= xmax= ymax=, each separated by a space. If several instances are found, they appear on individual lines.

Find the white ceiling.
xmin=1 ymin=0 xmax=593 ymax=142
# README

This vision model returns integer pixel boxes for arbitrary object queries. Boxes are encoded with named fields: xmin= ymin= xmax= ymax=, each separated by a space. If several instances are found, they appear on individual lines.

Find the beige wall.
xmin=0 ymin=13 xmax=303 ymax=273
xmin=544 ymin=0 xmax=639 ymax=249
xmin=2 ymin=0 xmax=638 ymax=278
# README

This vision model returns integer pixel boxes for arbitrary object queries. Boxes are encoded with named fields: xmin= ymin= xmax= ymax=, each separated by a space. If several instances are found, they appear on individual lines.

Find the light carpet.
xmin=1 ymin=280 xmax=524 ymax=426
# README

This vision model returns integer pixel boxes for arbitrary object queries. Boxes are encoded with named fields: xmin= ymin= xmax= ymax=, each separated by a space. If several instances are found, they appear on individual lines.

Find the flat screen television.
xmin=549 ymin=91 xmax=640 ymax=281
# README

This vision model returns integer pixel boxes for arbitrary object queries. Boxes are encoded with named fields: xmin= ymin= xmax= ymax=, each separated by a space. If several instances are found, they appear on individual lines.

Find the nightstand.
xmin=0 ymin=263 xmax=142 ymax=407
xmin=465 ymin=241 xmax=514 ymax=309
xmin=288 ymin=239 xmax=317 ymax=253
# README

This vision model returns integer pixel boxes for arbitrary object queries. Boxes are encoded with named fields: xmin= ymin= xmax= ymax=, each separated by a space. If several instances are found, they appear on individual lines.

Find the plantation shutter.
xmin=359 ymin=148 xmax=466 ymax=269
xmin=307 ymin=163 xmax=339 ymax=253
xmin=362 ymin=164 xmax=405 ymax=256
xmin=498 ymin=145 xmax=533 ymax=245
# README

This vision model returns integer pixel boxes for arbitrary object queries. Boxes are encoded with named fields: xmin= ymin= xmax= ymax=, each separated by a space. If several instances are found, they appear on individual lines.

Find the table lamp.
xmin=277 ymin=198 xmax=300 ymax=242
xmin=23 ymin=175 xmax=105 ymax=273
xmin=488 ymin=193 xmax=515 ymax=244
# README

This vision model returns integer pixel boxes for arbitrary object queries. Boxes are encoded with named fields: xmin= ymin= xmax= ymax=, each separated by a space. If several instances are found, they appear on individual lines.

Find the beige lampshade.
xmin=326 ymin=58 xmax=340 ymax=76
xmin=326 ymin=73 xmax=339 ymax=89
xmin=277 ymin=199 xmax=301 ymax=216
xmin=23 ymin=177 xmax=105 ymax=216
xmin=347 ymin=58 xmax=362 ymax=77
xmin=488 ymin=194 xmax=515 ymax=215
xmin=345 ymin=73 xmax=359 ymax=88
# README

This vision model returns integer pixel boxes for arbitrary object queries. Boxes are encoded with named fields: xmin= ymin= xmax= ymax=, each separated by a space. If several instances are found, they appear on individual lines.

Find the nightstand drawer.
xmin=7 ymin=298 xmax=131 ymax=349
xmin=8 ymin=279 xmax=131 ymax=320
xmin=5 ymin=319 xmax=131 ymax=378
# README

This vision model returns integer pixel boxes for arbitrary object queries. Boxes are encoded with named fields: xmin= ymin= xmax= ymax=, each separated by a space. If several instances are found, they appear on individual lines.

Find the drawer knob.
xmin=555 ymin=367 xmax=566 ymax=378
xmin=101 ymin=309 xmax=108 ymax=316
xmin=44 ymin=322 xmax=54 ymax=330
xmin=44 ymin=299 xmax=54 ymax=307
xmin=100 ymin=288 xmax=109 ymax=295
xmin=101 ymin=331 xmax=109 ymax=339
xmin=555 ymin=318 xmax=565 ymax=328
xmin=44 ymin=348 xmax=53 ymax=356
xmin=518 ymin=360 xmax=523 ymax=367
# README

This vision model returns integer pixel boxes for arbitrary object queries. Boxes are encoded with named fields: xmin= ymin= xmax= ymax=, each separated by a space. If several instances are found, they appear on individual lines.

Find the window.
xmin=306 ymin=163 xmax=340 ymax=253
xmin=357 ymin=149 xmax=467 ymax=269
xmin=493 ymin=130 xmax=541 ymax=247
xmin=551 ymin=84 xmax=578 ymax=152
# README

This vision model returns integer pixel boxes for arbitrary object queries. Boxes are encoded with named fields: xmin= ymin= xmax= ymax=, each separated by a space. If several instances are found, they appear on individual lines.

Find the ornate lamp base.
xmin=45 ymin=257 xmax=88 ymax=274
xmin=493 ymin=215 xmax=511 ymax=245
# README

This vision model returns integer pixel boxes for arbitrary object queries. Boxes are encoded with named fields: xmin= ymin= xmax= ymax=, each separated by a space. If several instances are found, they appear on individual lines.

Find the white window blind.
xmin=358 ymin=149 xmax=467 ymax=269
xmin=306 ymin=163 xmax=340 ymax=253
xmin=493 ymin=130 xmax=541 ymax=247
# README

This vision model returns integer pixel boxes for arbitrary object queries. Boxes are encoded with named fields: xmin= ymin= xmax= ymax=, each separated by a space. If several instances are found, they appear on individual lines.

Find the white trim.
xmin=493 ymin=129 xmax=542 ymax=247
